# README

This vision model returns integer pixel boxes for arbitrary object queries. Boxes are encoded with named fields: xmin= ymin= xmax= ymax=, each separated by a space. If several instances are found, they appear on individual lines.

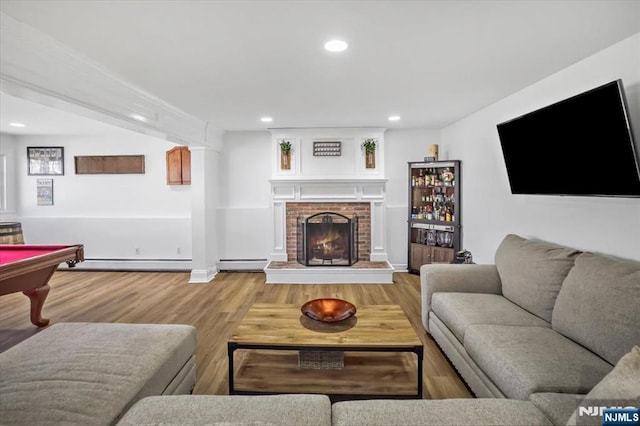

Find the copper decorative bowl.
xmin=301 ymin=298 xmax=357 ymax=323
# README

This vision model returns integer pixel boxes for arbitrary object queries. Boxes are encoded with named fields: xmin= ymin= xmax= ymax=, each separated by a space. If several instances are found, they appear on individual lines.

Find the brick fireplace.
xmin=266 ymin=178 xmax=393 ymax=283
xmin=265 ymin=127 xmax=392 ymax=283
xmin=286 ymin=202 xmax=371 ymax=262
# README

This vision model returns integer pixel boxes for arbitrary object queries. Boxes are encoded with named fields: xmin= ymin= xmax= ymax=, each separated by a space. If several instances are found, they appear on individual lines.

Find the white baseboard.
xmin=218 ymin=259 xmax=268 ymax=271
xmin=391 ymin=263 xmax=409 ymax=272
xmin=59 ymin=259 xmax=191 ymax=271
xmin=369 ymin=253 xmax=389 ymax=262
xmin=189 ymin=267 xmax=218 ymax=283
xmin=264 ymin=261 xmax=395 ymax=284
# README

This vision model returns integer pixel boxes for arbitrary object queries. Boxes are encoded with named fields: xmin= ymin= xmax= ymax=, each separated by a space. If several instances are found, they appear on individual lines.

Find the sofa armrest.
xmin=420 ymin=264 xmax=502 ymax=332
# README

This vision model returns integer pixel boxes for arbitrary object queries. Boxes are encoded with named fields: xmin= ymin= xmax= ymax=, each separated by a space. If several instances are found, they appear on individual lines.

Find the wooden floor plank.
xmin=0 ymin=270 xmax=472 ymax=399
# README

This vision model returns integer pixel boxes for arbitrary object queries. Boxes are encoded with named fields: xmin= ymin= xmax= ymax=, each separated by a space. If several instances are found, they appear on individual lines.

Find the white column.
xmin=270 ymin=200 xmax=288 ymax=261
xmin=370 ymin=200 xmax=389 ymax=262
xmin=189 ymin=146 xmax=219 ymax=283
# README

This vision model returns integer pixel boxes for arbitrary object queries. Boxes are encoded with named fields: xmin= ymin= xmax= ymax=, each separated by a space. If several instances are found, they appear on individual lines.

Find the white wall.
xmin=219 ymin=128 xmax=434 ymax=267
xmin=217 ymin=127 xmax=442 ymax=267
xmin=9 ymin=131 xmax=192 ymax=261
xmin=384 ymin=128 xmax=442 ymax=269
xmin=0 ymin=132 xmax=18 ymax=219
xmin=442 ymin=33 xmax=640 ymax=263
xmin=218 ymin=131 xmax=271 ymax=260
xmin=270 ymin=128 xmax=386 ymax=180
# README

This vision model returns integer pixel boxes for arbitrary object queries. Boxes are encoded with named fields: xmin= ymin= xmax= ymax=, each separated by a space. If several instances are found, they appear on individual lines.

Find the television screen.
xmin=497 ymin=79 xmax=640 ymax=197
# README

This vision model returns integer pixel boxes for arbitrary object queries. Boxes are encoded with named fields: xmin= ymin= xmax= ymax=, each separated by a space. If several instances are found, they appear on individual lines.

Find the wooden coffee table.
xmin=228 ymin=303 xmax=424 ymax=398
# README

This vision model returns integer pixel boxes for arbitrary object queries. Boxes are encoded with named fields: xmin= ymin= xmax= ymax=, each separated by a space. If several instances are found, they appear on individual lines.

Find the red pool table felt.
xmin=0 ymin=244 xmax=84 ymax=327
xmin=0 ymin=245 xmax=77 ymax=264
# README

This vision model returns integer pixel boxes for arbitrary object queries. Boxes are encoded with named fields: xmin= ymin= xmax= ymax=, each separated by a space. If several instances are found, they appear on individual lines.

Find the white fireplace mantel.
xmin=269 ymin=177 xmax=388 ymax=264
xmin=268 ymin=127 xmax=390 ymax=278
xmin=270 ymin=178 xmax=387 ymax=202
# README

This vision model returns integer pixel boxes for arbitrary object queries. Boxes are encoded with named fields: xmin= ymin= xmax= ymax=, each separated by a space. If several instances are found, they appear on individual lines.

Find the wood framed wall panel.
xmin=75 ymin=155 xmax=145 ymax=174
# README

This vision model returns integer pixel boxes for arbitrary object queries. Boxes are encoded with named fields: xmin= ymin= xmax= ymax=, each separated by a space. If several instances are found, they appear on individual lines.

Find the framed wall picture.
xmin=37 ymin=179 xmax=54 ymax=206
xmin=313 ymin=141 xmax=342 ymax=156
xmin=74 ymin=155 xmax=145 ymax=174
xmin=28 ymin=147 xmax=64 ymax=175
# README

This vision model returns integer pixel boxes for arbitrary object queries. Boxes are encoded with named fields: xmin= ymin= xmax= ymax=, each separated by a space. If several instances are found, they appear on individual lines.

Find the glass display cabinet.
xmin=407 ymin=160 xmax=461 ymax=273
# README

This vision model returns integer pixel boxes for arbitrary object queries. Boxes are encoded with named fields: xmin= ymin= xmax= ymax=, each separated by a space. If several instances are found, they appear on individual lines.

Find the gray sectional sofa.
xmin=114 ymin=345 xmax=640 ymax=425
xmin=0 ymin=322 xmax=197 ymax=425
xmin=421 ymin=234 xmax=640 ymax=401
xmin=2 ymin=344 xmax=631 ymax=426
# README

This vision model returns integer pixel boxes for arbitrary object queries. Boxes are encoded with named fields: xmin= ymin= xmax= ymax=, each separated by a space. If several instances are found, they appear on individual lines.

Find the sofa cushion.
xmin=464 ymin=325 xmax=612 ymax=400
xmin=117 ymin=394 xmax=332 ymax=426
xmin=421 ymin=263 xmax=503 ymax=331
xmin=552 ymin=252 xmax=640 ymax=365
xmin=332 ymin=399 xmax=552 ymax=425
xmin=0 ymin=322 xmax=196 ymax=426
xmin=495 ymin=234 xmax=580 ymax=322
xmin=567 ymin=346 xmax=640 ymax=426
xmin=431 ymin=292 xmax=550 ymax=342
xmin=528 ymin=393 xmax=585 ymax=426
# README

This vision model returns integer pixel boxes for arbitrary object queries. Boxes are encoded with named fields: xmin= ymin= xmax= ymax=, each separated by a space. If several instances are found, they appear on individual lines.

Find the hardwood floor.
xmin=0 ymin=270 xmax=472 ymax=399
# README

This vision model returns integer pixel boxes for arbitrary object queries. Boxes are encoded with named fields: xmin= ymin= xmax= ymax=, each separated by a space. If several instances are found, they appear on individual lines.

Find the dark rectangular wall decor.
xmin=313 ymin=141 xmax=341 ymax=156
xmin=74 ymin=155 xmax=145 ymax=174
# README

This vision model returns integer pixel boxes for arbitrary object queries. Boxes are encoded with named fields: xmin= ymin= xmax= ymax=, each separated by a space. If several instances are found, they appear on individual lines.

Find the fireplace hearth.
xmin=297 ymin=212 xmax=358 ymax=266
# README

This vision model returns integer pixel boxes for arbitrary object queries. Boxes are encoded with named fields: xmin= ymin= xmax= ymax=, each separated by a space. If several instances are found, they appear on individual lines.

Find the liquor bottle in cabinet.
xmin=407 ymin=160 xmax=461 ymax=273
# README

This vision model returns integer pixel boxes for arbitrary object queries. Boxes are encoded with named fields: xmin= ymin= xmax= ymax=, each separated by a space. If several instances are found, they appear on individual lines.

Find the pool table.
xmin=0 ymin=244 xmax=84 ymax=327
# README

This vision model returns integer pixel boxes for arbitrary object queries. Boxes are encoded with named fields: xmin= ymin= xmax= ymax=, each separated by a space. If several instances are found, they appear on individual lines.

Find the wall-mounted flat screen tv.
xmin=497 ymin=79 xmax=640 ymax=197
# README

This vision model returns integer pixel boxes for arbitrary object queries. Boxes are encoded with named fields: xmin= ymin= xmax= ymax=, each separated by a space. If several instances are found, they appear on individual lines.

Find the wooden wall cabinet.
xmin=166 ymin=146 xmax=191 ymax=185
xmin=407 ymin=160 xmax=461 ymax=273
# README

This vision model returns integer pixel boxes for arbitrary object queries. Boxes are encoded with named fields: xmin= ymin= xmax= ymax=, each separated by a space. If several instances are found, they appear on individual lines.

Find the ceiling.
xmin=0 ymin=93 xmax=131 ymax=136
xmin=1 ymin=1 xmax=639 ymax=133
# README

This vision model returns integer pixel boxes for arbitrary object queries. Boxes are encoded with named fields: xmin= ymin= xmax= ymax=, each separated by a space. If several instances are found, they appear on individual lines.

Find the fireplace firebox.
xmin=297 ymin=212 xmax=358 ymax=266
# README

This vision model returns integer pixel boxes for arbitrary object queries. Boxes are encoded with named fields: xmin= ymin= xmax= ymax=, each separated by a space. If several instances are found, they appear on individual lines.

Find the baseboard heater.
xmin=58 ymin=258 xmax=269 ymax=272
xmin=218 ymin=259 xmax=268 ymax=272
xmin=58 ymin=258 xmax=192 ymax=272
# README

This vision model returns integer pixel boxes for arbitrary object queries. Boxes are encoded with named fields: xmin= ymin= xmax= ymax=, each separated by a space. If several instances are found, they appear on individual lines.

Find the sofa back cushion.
xmin=552 ymin=252 xmax=640 ymax=365
xmin=495 ymin=234 xmax=581 ymax=322
xmin=566 ymin=345 xmax=640 ymax=426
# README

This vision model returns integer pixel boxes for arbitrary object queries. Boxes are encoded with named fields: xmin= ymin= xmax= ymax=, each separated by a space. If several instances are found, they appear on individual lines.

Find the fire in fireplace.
xmin=297 ymin=212 xmax=359 ymax=266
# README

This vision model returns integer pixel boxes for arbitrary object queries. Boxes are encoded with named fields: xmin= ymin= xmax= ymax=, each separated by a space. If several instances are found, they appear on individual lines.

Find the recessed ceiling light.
xmin=130 ymin=113 xmax=148 ymax=122
xmin=324 ymin=39 xmax=348 ymax=52
xmin=9 ymin=122 xmax=26 ymax=127
xmin=261 ymin=117 xmax=273 ymax=123
xmin=388 ymin=116 xmax=401 ymax=121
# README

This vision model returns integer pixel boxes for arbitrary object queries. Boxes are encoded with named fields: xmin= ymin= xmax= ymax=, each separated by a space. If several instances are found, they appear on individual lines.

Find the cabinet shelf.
xmin=410 ymin=219 xmax=459 ymax=226
xmin=412 ymin=185 xmax=456 ymax=189
xmin=407 ymin=160 xmax=461 ymax=273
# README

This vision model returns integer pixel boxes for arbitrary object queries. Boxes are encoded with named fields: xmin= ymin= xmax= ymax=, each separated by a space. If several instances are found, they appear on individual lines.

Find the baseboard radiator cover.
xmin=58 ymin=258 xmax=191 ymax=271
xmin=218 ymin=259 xmax=268 ymax=272
xmin=58 ymin=258 xmax=270 ymax=272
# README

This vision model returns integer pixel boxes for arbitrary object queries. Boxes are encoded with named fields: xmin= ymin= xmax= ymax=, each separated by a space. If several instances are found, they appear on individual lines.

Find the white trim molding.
xmin=264 ymin=262 xmax=394 ymax=284
xmin=189 ymin=267 xmax=218 ymax=284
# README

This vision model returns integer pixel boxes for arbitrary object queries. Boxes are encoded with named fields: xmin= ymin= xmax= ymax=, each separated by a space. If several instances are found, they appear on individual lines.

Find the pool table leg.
xmin=23 ymin=284 xmax=50 ymax=327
